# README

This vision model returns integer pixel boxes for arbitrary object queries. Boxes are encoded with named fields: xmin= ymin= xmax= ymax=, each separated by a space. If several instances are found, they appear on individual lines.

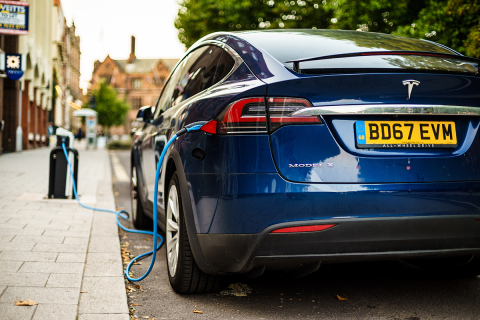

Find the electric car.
xmin=131 ymin=29 xmax=480 ymax=294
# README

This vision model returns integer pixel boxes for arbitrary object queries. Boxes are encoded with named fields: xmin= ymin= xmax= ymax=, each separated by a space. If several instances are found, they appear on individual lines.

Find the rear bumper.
xmin=197 ymin=215 xmax=480 ymax=274
xmin=184 ymin=173 xmax=480 ymax=274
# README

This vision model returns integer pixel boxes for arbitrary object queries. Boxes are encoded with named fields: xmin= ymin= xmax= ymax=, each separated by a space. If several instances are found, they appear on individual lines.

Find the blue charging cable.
xmin=61 ymin=122 xmax=206 ymax=281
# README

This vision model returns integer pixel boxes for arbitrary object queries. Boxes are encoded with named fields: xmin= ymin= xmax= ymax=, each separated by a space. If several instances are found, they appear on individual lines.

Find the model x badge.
xmin=402 ymin=80 xmax=420 ymax=100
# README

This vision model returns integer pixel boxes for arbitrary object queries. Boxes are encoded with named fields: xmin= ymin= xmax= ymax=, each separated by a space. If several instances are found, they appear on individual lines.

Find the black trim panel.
xmin=197 ymin=215 xmax=480 ymax=274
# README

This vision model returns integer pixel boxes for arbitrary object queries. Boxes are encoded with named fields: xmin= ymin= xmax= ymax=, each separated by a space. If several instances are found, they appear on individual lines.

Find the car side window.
xmin=175 ymin=46 xmax=214 ymax=104
xmin=153 ymin=46 xmax=212 ymax=118
xmin=179 ymin=46 xmax=235 ymax=100
xmin=211 ymin=47 xmax=235 ymax=85
xmin=153 ymin=58 xmax=188 ymax=118
xmin=153 ymin=45 xmax=235 ymax=119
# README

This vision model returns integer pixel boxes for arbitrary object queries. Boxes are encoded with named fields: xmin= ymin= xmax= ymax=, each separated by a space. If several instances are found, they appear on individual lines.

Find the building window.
xmin=131 ymin=78 xmax=142 ymax=88
xmin=131 ymin=97 xmax=142 ymax=109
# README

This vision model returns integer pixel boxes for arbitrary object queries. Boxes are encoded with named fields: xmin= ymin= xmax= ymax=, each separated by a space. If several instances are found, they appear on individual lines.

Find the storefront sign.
xmin=5 ymin=53 xmax=23 ymax=80
xmin=0 ymin=1 xmax=29 ymax=35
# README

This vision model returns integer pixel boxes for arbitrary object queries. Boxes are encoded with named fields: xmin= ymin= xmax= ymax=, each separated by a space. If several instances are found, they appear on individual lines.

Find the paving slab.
xmin=33 ymin=243 xmax=87 ymax=253
xmin=0 ymin=251 xmax=58 ymax=262
xmin=86 ymin=252 xmax=122 ymax=264
xmin=43 ymin=230 xmax=90 ymax=237
xmin=0 ymin=145 xmax=128 ymax=319
xmin=2 ymin=261 xmax=25 ymax=273
xmin=78 ymin=277 xmax=128 ymax=314
xmin=0 ymin=273 xmax=49 ymax=287
xmin=79 ymin=315 xmax=130 ymax=320
xmin=19 ymin=262 xmax=85 ymax=274
xmin=0 ymin=243 xmax=35 ymax=251
xmin=84 ymin=262 xmax=123 ymax=277
xmin=46 ymin=273 xmax=83 ymax=288
xmin=0 ymin=234 xmax=15 ymax=242
xmin=33 ymin=304 xmax=77 ymax=320
xmin=11 ymin=235 xmax=65 ymax=244
xmin=56 ymin=252 xmax=86 ymax=263
xmin=0 ymin=287 xmax=80 ymax=304
xmin=0 ymin=302 xmax=37 ymax=320
xmin=88 ymin=236 xmax=121 ymax=253
xmin=0 ymin=228 xmax=45 ymax=236
xmin=63 ymin=236 xmax=89 ymax=245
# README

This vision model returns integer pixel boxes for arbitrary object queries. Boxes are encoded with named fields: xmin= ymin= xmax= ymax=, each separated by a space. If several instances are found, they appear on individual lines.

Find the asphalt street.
xmin=110 ymin=150 xmax=480 ymax=320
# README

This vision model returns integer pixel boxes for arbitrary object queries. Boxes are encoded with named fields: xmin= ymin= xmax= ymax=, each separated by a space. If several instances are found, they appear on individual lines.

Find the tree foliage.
xmin=175 ymin=0 xmax=333 ymax=48
xmin=175 ymin=0 xmax=480 ymax=58
xmin=394 ymin=0 xmax=480 ymax=57
xmin=88 ymin=80 xmax=130 ymax=132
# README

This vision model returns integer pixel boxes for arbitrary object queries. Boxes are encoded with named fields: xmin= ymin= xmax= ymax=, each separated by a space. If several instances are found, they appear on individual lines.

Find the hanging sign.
xmin=5 ymin=53 xmax=23 ymax=80
xmin=0 ymin=1 xmax=29 ymax=35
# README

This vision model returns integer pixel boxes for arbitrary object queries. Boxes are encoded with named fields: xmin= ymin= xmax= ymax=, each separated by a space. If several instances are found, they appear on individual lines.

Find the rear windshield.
xmin=239 ymin=30 xmax=478 ymax=75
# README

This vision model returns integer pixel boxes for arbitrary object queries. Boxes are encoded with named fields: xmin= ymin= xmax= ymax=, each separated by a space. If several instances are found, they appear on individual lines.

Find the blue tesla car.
xmin=131 ymin=30 xmax=480 ymax=293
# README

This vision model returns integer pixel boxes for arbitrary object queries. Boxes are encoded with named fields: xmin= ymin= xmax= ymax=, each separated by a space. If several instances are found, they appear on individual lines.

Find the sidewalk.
xmin=0 ymin=142 xmax=129 ymax=320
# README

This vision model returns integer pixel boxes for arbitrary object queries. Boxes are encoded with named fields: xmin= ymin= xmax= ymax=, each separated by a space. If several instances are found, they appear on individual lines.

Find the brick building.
xmin=0 ymin=34 xmax=20 ymax=154
xmin=1 ymin=0 xmax=55 ymax=154
xmin=90 ymin=36 xmax=178 ymax=133
xmin=0 ymin=0 xmax=81 ymax=154
xmin=57 ymin=21 xmax=81 ymax=131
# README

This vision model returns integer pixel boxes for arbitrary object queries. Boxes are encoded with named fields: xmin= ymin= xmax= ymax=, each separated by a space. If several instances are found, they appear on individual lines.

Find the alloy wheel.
xmin=166 ymin=184 xmax=180 ymax=277
xmin=131 ymin=167 xmax=138 ymax=221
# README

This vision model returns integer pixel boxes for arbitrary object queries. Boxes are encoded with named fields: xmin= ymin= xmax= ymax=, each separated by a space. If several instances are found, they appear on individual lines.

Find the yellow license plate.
xmin=355 ymin=121 xmax=457 ymax=148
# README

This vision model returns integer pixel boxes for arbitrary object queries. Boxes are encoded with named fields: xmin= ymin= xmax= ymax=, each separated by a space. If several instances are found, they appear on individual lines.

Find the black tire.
xmin=131 ymin=164 xmax=151 ymax=229
xmin=166 ymin=172 xmax=222 ymax=294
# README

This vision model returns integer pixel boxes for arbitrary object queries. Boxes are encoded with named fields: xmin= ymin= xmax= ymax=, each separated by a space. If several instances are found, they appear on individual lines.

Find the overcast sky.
xmin=61 ymin=0 xmax=186 ymax=91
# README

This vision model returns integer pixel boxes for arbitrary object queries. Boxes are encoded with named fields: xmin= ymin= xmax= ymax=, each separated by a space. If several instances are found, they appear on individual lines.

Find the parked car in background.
xmin=131 ymin=29 xmax=480 ymax=293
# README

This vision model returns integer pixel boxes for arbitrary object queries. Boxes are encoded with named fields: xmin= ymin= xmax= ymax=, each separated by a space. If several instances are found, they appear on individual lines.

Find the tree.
xmin=88 ymin=80 xmax=130 ymax=135
xmin=394 ymin=0 xmax=480 ymax=58
xmin=175 ymin=0 xmax=480 ymax=58
xmin=175 ymin=0 xmax=333 ymax=48
xmin=326 ymin=0 xmax=428 ymax=34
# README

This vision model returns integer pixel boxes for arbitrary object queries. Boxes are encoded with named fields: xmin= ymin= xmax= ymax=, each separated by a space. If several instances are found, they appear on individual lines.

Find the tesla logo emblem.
xmin=402 ymin=80 xmax=420 ymax=100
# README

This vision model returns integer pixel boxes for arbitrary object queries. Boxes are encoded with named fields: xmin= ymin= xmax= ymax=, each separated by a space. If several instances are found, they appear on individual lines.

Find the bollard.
xmin=48 ymin=135 xmax=79 ymax=199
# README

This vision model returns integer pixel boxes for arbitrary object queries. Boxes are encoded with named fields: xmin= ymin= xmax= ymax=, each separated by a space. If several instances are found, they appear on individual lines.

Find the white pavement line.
xmin=110 ymin=153 xmax=129 ymax=182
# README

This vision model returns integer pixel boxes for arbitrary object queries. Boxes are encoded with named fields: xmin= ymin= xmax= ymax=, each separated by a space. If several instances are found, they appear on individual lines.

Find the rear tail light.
xmin=271 ymin=224 xmax=337 ymax=233
xmin=213 ymin=97 xmax=320 ymax=134
xmin=216 ymin=98 xmax=267 ymax=134
xmin=267 ymin=97 xmax=320 ymax=132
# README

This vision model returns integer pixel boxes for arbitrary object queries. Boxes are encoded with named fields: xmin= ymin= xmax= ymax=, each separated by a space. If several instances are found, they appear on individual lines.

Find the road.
xmin=110 ymin=150 xmax=480 ymax=320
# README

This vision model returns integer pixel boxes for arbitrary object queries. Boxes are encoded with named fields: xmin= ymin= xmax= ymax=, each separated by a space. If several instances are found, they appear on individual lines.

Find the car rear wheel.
xmin=131 ymin=165 xmax=150 ymax=229
xmin=166 ymin=172 xmax=222 ymax=293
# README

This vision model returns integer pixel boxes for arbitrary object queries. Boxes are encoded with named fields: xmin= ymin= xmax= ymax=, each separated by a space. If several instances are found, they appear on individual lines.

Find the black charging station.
xmin=48 ymin=135 xmax=79 ymax=199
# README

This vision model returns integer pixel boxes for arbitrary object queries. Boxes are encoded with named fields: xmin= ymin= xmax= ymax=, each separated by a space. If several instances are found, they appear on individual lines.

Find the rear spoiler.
xmin=285 ymin=51 xmax=480 ymax=73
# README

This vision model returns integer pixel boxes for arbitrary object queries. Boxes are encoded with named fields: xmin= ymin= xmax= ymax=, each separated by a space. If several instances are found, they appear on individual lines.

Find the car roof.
xmin=232 ymin=29 xmax=456 ymax=67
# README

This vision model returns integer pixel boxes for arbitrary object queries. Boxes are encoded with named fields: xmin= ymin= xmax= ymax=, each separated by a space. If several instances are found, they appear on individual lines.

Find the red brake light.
xmin=271 ymin=224 xmax=337 ymax=233
xmin=215 ymin=97 xmax=320 ymax=134
xmin=200 ymin=120 xmax=217 ymax=134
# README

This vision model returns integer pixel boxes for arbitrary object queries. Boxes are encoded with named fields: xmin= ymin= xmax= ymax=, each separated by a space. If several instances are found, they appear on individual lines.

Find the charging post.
xmin=48 ymin=135 xmax=79 ymax=199
xmin=73 ymin=108 xmax=97 ymax=149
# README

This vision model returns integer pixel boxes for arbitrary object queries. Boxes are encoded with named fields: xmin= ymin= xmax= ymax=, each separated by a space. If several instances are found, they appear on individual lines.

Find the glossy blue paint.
xmin=183 ymin=135 xmax=276 ymax=174
xmin=270 ymin=118 xmax=480 ymax=183
xmin=186 ymin=173 xmax=480 ymax=234
xmin=132 ymin=30 xmax=480 ymax=275
xmin=266 ymin=73 xmax=480 ymax=106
